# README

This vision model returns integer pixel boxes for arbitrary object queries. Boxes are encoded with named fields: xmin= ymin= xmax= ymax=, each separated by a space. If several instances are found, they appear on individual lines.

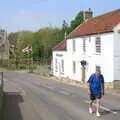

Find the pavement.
xmin=38 ymin=75 xmax=120 ymax=97
xmin=1 ymin=70 xmax=120 ymax=120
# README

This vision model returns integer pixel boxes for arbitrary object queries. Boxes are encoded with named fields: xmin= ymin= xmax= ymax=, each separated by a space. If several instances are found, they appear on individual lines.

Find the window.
xmin=61 ymin=59 xmax=64 ymax=73
xmin=55 ymin=59 xmax=58 ymax=72
xmin=73 ymin=61 xmax=76 ymax=74
xmin=83 ymin=38 xmax=86 ymax=52
xmin=95 ymin=36 xmax=101 ymax=53
xmin=96 ymin=65 xmax=101 ymax=72
xmin=73 ymin=40 xmax=76 ymax=52
xmin=89 ymin=36 xmax=91 ymax=42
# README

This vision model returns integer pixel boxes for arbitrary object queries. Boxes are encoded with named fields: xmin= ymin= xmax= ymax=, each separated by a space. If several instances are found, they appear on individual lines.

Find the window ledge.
xmin=94 ymin=53 xmax=101 ymax=55
xmin=60 ymin=72 xmax=64 ymax=75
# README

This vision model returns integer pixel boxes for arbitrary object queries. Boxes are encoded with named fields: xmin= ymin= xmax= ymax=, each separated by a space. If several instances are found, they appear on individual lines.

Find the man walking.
xmin=87 ymin=69 xmax=104 ymax=117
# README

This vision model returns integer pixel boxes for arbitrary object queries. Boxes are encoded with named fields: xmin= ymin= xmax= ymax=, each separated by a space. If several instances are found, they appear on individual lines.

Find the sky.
xmin=0 ymin=0 xmax=120 ymax=33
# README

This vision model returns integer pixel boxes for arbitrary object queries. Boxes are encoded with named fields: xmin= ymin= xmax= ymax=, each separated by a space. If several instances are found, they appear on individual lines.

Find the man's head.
xmin=95 ymin=69 xmax=101 ymax=77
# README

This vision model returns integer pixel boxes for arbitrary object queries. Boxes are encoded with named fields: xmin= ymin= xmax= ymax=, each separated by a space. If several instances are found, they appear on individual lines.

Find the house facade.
xmin=52 ymin=9 xmax=120 ymax=86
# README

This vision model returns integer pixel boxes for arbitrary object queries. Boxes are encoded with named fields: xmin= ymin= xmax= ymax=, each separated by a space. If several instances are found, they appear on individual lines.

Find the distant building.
xmin=0 ymin=29 xmax=10 ymax=60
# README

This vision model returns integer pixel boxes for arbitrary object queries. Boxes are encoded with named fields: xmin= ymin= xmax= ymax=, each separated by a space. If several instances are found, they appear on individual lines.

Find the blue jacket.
xmin=87 ymin=73 xmax=104 ymax=94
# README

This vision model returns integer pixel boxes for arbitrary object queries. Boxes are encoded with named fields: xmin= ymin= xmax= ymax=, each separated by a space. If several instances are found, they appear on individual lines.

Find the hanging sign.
xmin=116 ymin=28 xmax=120 ymax=33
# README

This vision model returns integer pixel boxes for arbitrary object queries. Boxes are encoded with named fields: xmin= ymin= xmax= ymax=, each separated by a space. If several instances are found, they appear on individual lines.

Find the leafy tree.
xmin=32 ymin=31 xmax=44 ymax=59
xmin=8 ymin=32 xmax=19 ymax=46
xmin=8 ymin=10 xmax=84 ymax=61
xmin=62 ymin=20 xmax=69 ymax=36
xmin=69 ymin=11 xmax=84 ymax=32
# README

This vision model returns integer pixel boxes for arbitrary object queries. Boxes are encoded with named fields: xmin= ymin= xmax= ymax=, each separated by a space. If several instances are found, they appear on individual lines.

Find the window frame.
xmin=73 ymin=61 xmax=76 ymax=74
xmin=95 ymin=36 xmax=101 ymax=54
xmin=61 ymin=59 xmax=64 ymax=74
xmin=55 ymin=58 xmax=58 ymax=72
xmin=72 ymin=39 xmax=76 ymax=52
xmin=83 ymin=38 xmax=86 ymax=53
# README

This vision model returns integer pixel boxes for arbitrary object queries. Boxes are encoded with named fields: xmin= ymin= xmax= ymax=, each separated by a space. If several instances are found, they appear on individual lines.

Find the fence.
xmin=0 ymin=58 xmax=51 ymax=69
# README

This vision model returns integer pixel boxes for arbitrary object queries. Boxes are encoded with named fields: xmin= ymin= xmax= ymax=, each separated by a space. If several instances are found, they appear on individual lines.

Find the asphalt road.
xmin=2 ymin=70 xmax=120 ymax=120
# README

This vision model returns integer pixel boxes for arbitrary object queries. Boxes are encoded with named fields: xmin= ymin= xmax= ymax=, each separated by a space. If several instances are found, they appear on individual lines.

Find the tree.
xmin=36 ymin=27 xmax=64 ymax=58
xmin=8 ymin=32 xmax=19 ymax=46
xmin=32 ymin=31 xmax=44 ymax=59
xmin=69 ymin=11 xmax=84 ymax=32
xmin=31 ymin=27 xmax=64 ymax=60
xmin=8 ymin=31 xmax=34 ymax=59
xmin=8 ymin=9 xmax=84 ymax=61
xmin=62 ymin=20 xmax=69 ymax=36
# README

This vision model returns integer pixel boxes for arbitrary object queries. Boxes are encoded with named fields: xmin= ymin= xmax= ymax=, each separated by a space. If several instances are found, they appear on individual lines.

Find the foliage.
xmin=70 ymin=11 xmax=84 ymax=31
xmin=8 ymin=10 xmax=84 ymax=61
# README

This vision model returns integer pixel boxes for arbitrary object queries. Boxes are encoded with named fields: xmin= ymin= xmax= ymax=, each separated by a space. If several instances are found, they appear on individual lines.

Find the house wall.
xmin=113 ymin=24 xmax=120 ymax=80
xmin=52 ymin=51 xmax=68 ymax=78
xmin=53 ymin=32 xmax=114 ymax=83
xmin=66 ymin=32 xmax=114 ymax=82
xmin=67 ymin=38 xmax=83 ymax=81
xmin=90 ymin=33 xmax=114 ymax=82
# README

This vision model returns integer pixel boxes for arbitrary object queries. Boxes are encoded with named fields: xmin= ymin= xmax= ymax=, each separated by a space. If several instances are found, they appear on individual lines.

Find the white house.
xmin=52 ymin=9 xmax=120 ymax=87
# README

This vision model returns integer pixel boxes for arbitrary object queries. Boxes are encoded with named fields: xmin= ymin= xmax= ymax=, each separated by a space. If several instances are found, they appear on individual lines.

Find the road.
xmin=1 ymin=70 xmax=120 ymax=120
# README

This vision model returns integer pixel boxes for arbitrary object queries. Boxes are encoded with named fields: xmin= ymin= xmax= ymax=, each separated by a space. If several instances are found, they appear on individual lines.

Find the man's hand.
xmin=101 ymin=84 xmax=104 ymax=96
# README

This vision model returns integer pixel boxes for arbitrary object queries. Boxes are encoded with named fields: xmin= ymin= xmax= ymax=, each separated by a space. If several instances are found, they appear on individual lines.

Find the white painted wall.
xmin=53 ymin=32 xmax=114 ymax=83
xmin=90 ymin=33 xmax=114 ymax=82
xmin=66 ymin=33 xmax=114 ymax=82
xmin=113 ymin=24 xmax=120 ymax=80
xmin=52 ymin=51 xmax=68 ymax=78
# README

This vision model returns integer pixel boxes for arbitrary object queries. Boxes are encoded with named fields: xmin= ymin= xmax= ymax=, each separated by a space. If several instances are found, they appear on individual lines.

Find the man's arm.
xmin=87 ymin=74 xmax=93 ymax=94
xmin=101 ymin=75 xmax=104 ymax=95
xmin=101 ymin=83 xmax=104 ymax=95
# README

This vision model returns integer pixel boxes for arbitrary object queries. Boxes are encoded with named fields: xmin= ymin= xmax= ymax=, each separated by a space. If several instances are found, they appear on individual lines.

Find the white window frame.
xmin=72 ymin=40 xmax=76 ymax=52
xmin=83 ymin=38 xmax=86 ymax=53
xmin=55 ymin=58 xmax=58 ymax=72
xmin=73 ymin=61 xmax=76 ymax=74
xmin=95 ymin=36 xmax=101 ymax=54
xmin=61 ymin=59 xmax=64 ymax=74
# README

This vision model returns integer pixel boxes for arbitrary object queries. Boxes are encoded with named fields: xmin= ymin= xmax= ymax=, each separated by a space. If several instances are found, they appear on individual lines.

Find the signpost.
xmin=22 ymin=46 xmax=33 ymax=73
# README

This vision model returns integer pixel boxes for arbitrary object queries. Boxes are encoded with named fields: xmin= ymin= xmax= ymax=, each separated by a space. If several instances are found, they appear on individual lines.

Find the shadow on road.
xmin=101 ymin=109 xmax=120 ymax=115
xmin=2 ymin=92 xmax=24 ymax=120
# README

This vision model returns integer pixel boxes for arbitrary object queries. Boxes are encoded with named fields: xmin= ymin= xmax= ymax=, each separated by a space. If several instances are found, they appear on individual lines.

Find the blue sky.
xmin=0 ymin=0 xmax=120 ymax=32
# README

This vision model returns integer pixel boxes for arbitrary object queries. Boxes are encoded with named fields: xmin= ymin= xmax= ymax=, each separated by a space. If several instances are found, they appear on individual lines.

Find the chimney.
xmin=83 ymin=8 xmax=93 ymax=21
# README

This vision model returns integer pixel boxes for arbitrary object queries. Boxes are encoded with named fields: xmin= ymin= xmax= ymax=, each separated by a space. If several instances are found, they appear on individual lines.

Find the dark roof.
xmin=53 ymin=40 xmax=66 ymax=51
xmin=54 ymin=9 xmax=120 ymax=50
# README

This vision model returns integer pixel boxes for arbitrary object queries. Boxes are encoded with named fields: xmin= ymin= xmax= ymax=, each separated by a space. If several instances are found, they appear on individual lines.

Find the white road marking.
xmin=58 ymin=90 xmax=70 ymax=95
xmin=84 ymin=100 xmax=117 ymax=115
xmin=41 ymin=84 xmax=55 ymax=90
